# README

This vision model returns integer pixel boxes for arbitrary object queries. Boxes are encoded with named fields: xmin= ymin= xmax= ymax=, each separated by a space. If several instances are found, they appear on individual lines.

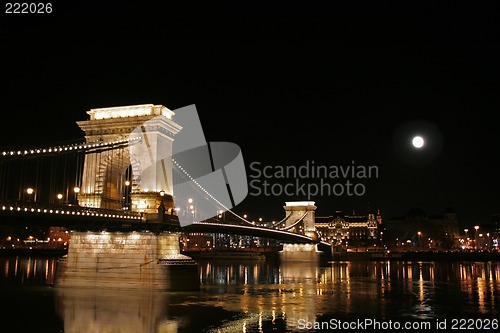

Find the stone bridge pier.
xmin=56 ymin=104 xmax=198 ymax=291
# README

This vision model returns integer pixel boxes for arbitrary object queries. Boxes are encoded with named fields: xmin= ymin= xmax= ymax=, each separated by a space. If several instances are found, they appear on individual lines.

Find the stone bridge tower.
xmin=76 ymin=104 xmax=182 ymax=216
xmin=284 ymin=201 xmax=317 ymax=238
xmin=281 ymin=201 xmax=320 ymax=262
xmin=56 ymin=104 xmax=199 ymax=292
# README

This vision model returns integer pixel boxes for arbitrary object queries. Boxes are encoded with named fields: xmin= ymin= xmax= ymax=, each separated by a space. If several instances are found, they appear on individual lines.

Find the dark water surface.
xmin=0 ymin=256 xmax=499 ymax=332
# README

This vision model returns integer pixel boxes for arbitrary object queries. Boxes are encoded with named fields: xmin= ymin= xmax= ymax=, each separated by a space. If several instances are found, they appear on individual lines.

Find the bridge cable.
xmin=280 ymin=211 xmax=308 ymax=231
xmin=172 ymin=159 xmax=309 ymax=230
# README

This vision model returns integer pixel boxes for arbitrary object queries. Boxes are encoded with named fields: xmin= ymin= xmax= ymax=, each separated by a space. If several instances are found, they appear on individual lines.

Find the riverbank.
xmin=330 ymin=250 xmax=500 ymax=262
xmin=2 ymin=247 xmax=499 ymax=262
xmin=386 ymin=251 xmax=500 ymax=262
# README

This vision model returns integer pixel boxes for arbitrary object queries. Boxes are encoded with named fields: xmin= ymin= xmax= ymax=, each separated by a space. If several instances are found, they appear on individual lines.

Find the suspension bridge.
xmin=0 ymin=104 xmax=327 ymax=245
xmin=0 ymin=104 xmax=331 ymax=290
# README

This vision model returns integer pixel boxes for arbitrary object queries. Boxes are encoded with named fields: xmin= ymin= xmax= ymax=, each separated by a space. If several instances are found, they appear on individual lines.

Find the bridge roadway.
xmin=183 ymin=221 xmax=327 ymax=245
xmin=0 ymin=202 xmax=176 ymax=232
xmin=0 ymin=202 xmax=328 ymax=246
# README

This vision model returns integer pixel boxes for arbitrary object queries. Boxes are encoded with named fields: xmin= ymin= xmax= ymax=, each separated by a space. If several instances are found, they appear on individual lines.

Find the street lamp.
xmin=463 ymin=229 xmax=469 ymax=248
xmin=160 ymin=190 xmax=165 ymax=208
xmin=56 ymin=193 xmax=63 ymax=205
xmin=187 ymin=198 xmax=195 ymax=221
xmin=26 ymin=188 xmax=34 ymax=205
xmin=158 ymin=190 xmax=166 ymax=221
xmin=73 ymin=186 xmax=80 ymax=205
xmin=123 ymin=181 xmax=131 ymax=210
xmin=474 ymin=225 xmax=480 ymax=250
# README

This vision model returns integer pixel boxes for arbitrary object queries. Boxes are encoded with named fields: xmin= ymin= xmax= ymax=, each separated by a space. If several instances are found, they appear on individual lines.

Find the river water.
xmin=0 ymin=255 xmax=499 ymax=332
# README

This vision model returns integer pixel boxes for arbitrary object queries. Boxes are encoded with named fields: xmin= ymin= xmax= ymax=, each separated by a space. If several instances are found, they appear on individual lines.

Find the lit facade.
xmin=315 ymin=210 xmax=382 ymax=249
xmin=76 ymin=104 xmax=181 ymax=214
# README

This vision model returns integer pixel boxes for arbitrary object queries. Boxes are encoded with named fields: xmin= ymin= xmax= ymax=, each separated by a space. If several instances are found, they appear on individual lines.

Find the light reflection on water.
xmin=0 ymin=256 xmax=499 ymax=332
xmin=0 ymin=255 xmax=57 ymax=285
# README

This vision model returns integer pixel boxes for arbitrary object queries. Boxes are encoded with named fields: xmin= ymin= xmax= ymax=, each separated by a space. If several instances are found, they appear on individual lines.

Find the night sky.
xmin=1 ymin=2 xmax=499 ymax=227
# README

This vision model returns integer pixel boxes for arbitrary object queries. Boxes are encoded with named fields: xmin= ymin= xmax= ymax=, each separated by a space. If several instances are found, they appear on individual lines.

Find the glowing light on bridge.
xmin=1 ymin=204 xmax=142 ymax=220
xmin=285 ymin=201 xmax=316 ymax=207
xmin=89 ymin=104 xmax=175 ymax=120
xmin=173 ymin=158 xmax=259 ymax=226
xmin=1 ymin=137 xmax=141 ymax=158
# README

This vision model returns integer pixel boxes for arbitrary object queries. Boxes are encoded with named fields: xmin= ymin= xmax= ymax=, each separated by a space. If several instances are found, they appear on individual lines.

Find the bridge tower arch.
xmin=76 ymin=104 xmax=182 ymax=216
xmin=284 ymin=201 xmax=317 ymax=238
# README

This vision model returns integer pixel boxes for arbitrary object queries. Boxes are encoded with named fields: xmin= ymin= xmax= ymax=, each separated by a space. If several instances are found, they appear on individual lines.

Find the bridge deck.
xmin=0 ymin=203 xmax=328 ymax=245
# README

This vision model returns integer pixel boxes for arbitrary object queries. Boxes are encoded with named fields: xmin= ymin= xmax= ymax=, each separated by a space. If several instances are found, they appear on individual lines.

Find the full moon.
xmin=412 ymin=136 xmax=424 ymax=148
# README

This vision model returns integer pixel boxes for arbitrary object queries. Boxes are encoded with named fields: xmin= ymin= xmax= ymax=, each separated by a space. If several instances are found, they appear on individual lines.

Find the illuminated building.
xmin=315 ymin=209 xmax=382 ymax=250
